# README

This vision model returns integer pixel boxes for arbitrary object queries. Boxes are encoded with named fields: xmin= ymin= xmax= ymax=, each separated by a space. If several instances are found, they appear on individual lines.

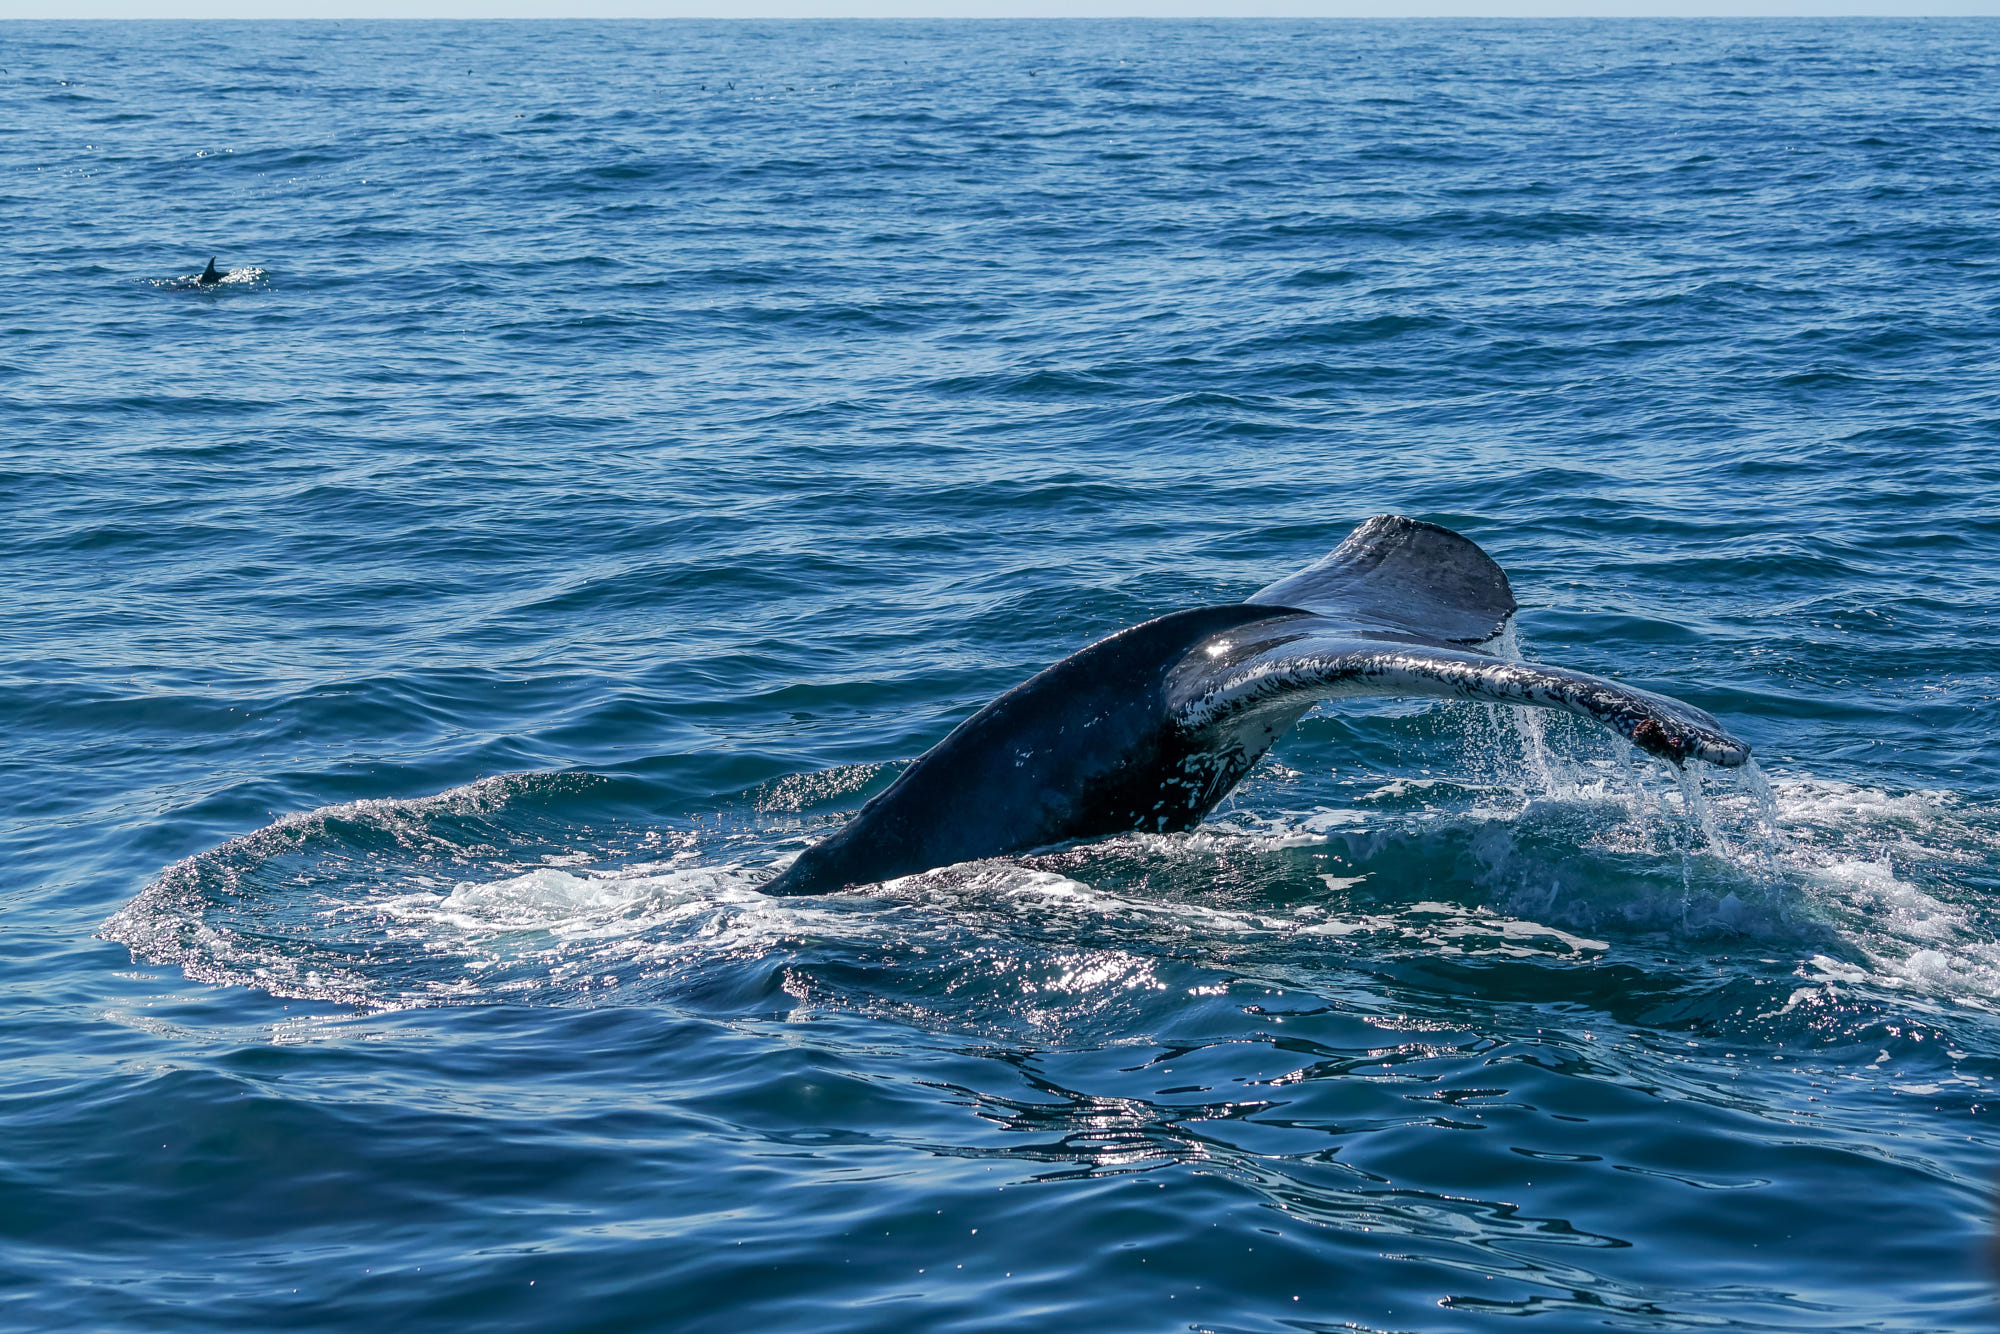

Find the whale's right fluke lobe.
xmin=1167 ymin=616 xmax=1750 ymax=769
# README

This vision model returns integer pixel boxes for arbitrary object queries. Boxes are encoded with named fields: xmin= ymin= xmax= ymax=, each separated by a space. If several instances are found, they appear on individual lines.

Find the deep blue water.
xmin=6 ymin=17 xmax=2000 ymax=1330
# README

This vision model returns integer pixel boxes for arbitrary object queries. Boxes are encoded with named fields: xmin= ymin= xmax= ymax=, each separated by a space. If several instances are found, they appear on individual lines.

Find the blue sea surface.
xmin=5 ymin=17 xmax=1999 ymax=1330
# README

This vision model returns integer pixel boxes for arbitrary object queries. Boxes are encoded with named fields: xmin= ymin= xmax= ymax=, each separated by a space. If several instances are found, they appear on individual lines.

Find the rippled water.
xmin=8 ymin=18 xmax=2000 ymax=1331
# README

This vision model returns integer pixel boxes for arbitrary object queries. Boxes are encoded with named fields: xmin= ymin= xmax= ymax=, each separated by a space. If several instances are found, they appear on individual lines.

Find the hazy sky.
xmin=11 ymin=1 xmax=2000 ymax=18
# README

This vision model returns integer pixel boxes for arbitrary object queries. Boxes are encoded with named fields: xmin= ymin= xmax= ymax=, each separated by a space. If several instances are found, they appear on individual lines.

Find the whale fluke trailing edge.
xmin=765 ymin=516 xmax=1750 ymax=896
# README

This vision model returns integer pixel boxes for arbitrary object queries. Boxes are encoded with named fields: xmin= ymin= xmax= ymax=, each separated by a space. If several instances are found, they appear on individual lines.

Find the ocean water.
xmin=5 ymin=16 xmax=1999 ymax=1330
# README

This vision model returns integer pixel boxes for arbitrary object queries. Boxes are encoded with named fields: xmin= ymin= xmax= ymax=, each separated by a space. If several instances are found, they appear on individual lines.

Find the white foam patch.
xmin=848 ymin=768 xmax=2000 ymax=996
xmin=104 ymin=757 xmax=2000 ymax=1017
xmin=1800 ymin=857 xmax=2000 ymax=1006
xmin=102 ymin=776 xmax=851 ymax=1008
xmin=378 ymin=861 xmax=868 ymax=974
xmin=1737 ymin=779 xmax=2000 ymax=1005
xmin=1771 ymin=779 xmax=1955 ymax=829
xmin=882 ymin=861 xmax=1610 ymax=963
xmin=1197 ymin=752 xmax=2000 ymax=1004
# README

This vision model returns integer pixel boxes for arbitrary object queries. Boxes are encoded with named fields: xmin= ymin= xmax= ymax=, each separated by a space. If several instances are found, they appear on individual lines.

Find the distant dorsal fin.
xmin=1246 ymin=515 xmax=1515 ymax=647
xmin=200 ymin=257 xmax=221 ymax=282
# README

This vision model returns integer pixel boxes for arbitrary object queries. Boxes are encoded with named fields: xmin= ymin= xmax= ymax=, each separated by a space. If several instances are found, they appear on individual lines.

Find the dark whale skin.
xmin=765 ymin=604 xmax=1304 ymax=897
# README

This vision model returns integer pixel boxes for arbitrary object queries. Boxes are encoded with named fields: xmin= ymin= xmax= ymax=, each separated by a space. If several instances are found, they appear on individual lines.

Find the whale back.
xmin=764 ymin=603 xmax=1302 ymax=895
xmin=1247 ymin=515 xmax=1515 ymax=647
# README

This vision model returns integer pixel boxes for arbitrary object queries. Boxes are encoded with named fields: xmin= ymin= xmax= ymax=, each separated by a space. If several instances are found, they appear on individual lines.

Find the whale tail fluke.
xmin=1218 ymin=516 xmax=1746 ymax=766
xmin=764 ymin=515 xmax=1751 ymax=896
xmin=1247 ymin=515 xmax=1517 ymax=648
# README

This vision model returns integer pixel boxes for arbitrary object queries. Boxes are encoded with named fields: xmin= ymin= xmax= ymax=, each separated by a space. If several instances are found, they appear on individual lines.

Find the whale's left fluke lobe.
xmin=1247 ymin=514 xmax=1517 ymax=647
xmin=764 ymin=517 xmax=1752 ymax=896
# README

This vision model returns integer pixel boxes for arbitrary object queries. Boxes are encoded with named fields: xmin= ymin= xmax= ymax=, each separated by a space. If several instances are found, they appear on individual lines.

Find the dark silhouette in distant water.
xmin=767 ymin=516 xmax=1751 ymax=896
xmin=165 ymin=258 xmax=235 ymax=291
